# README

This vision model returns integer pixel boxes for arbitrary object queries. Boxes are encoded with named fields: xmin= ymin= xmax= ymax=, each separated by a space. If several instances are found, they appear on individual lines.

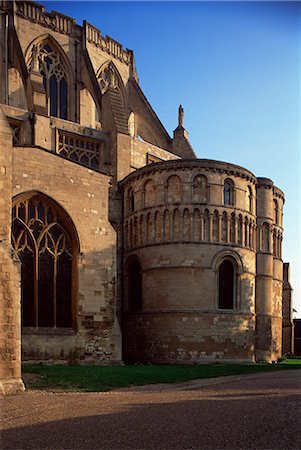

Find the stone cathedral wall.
xmin=12 ymin=145 xmax=121 ymax=362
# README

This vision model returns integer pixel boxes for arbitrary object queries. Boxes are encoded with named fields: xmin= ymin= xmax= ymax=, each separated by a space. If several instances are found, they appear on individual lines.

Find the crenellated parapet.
xmin=84 ymin=22 xmax=132 ymax=66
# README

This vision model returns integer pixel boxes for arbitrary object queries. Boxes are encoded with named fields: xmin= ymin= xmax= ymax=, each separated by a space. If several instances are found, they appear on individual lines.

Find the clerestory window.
xmin=38 ymin=43 xmax=68 ymax=119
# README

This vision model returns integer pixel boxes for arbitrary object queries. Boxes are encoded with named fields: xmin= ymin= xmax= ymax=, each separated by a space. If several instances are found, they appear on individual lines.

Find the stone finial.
xmin=178 ymin=104 xmax=184 ymax=128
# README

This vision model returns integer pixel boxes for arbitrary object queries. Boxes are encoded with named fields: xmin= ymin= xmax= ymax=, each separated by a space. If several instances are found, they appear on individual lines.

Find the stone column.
xmin=0 ymin=107 xmax=24 ymax=394
xmin=255 ymin=178 xmax=280 ymax=363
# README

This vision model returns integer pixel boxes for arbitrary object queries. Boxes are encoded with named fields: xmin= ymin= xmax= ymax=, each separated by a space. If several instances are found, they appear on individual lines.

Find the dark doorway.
xmin=218 ymin=259 xmax=234 ymax=309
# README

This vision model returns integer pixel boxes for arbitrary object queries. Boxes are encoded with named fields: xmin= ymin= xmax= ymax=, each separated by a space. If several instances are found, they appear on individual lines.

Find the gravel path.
xmin=1 ymin=370 xmax=301 ymax=449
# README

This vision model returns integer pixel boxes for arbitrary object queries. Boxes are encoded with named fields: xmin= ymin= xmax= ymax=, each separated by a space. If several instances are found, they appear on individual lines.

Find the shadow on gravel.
xmin=2 ymin=393 xmax=300 ymax=450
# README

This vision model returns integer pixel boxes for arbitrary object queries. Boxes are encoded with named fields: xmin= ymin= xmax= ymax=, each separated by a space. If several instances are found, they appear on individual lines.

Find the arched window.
xmin=38 ymin=43 xmax=68 ymax=119
xmin=126 ymin=258 xmax=142 ymax=311
xmin=218 ymin=259 xmax=235 ymax=309
xmin=11 ymin=193 xmax=78 ymax=328
xmin=223 ymin=179 xmax=234 ymax=206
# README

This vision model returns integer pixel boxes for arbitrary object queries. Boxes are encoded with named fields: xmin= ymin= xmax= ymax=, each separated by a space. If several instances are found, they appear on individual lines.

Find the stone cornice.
xmin=119 ymin=158 xmax=258 ymax=187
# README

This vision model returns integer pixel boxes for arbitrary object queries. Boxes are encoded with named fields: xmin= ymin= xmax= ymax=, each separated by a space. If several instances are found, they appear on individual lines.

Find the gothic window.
xmin=223 ymin=179 xmax=234 ymax=206
xmin=126 ymin=258 xmax=142 ymax=311
xmin=193 ymin=175 xmax=208 ymax=203
xmin=38 ymin=43 xmax=68 ymax=119
xmin=11 ymin=193 xmax=77 ymax=329
xmin=218 ymin=259 xmax=235 ymax=309
xmin=98 ymin=62 xmax=120 ymax=93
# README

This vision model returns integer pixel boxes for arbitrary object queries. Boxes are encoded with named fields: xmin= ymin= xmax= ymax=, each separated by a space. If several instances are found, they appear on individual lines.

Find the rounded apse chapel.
xmin=120 ymin=159 xmax=284 ymax=364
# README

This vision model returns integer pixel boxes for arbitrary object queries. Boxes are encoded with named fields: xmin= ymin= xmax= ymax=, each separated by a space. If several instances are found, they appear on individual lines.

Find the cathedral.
xmin=0 ymin=1 xmax=294 ymax=394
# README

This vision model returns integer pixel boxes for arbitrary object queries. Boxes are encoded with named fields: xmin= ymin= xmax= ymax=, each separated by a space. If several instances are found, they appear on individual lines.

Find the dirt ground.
xmin=1 ymin=370 xmax=301 ymax=449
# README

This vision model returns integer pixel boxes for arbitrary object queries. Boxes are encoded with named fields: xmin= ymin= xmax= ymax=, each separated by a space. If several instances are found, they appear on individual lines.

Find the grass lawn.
xmin=22 ymin=358 xmax=301 ymax=392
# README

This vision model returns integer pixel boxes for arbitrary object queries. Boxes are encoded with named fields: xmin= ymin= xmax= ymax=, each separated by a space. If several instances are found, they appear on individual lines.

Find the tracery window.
xmin=98 ymin=61 xmax=121 ymax=94
xmin=223 ymin=179 xmax=234 ymax=206
xmin=11 ymin=194 xmax=77 ymax=328
xmin=38 ymin=43 xmax=68 ymax=119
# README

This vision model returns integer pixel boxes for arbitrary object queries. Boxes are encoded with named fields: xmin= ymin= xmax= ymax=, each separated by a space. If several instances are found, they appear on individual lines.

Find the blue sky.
xmin=45 ymin=1 xmax=301 ymax=314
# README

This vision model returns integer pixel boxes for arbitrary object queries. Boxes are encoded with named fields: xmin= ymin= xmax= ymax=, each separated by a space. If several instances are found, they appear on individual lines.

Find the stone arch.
xmin=211 ymin=250 xmax=243 ymax=310
xmin=11 ymin=191 xmax=79 ymax=330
